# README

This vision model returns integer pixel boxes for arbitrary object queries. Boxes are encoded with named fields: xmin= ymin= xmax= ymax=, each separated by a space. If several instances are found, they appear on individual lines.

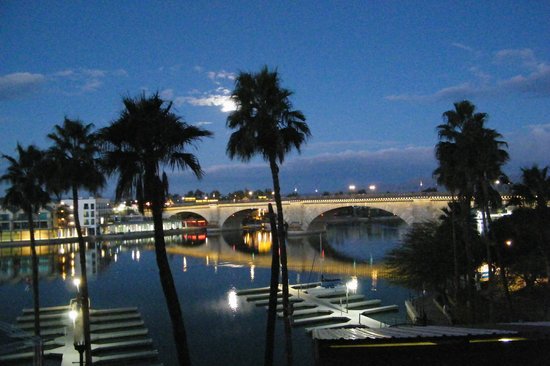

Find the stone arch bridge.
xmin=163 ymin=193 xmax=460 ymax=233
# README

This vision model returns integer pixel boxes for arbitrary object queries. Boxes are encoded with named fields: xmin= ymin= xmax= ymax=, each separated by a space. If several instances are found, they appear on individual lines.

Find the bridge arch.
xmin=308 ymin=206 xmax=406 ymax=232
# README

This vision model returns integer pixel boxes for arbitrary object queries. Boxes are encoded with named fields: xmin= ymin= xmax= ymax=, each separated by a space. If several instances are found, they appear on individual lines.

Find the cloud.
xmin=308 ymin=139 xmax=401 ymax=151
xmin=175 ymin=92 xmax=237 ymax=113
xmin=207 ymin=70 xmax=236 ymax=81
xmin=507 ymin=123 xmax=550 ymax=170
xmin=387 ymin=48 xmax=550 ymax=102
xmin=168 ymin=68 xmax=238 ymax=112
xmin=194 ymin=121 xmax=213 ymax=127
xmin=0 ymin=67 xmax=129 ymax=101
xmin=386 ymin=82 xmax=483 ymax=103
xmin=81 ymin=78 xmax=103 ymax=92
xmin=0 ymin=72 xmax=46 ymax=100
xmin=494 ymin=48 xmax=538 ymax=68
xmin=451 ymin=42 xmax=475 ymax=52
xmin=160 ymin=88 xmax=175 ymax=100
xmin=497 ymin=63 xmax=550 ymax=96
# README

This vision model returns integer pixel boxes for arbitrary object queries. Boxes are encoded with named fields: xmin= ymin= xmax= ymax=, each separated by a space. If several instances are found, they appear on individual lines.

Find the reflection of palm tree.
xmin=47 ymin=118 xmax=105 ymax=364
xmin=100 ymin=93 xmax=212 ymax=366
xmin=2 ymin=144 xmax=50 ymax=338
xmin=227 ymin=66 xmax=310 ymax=365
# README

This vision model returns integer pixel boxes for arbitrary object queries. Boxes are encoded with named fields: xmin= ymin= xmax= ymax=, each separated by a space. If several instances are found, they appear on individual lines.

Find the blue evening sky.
xmin=1 ymin=1 xmax=549 ymax=196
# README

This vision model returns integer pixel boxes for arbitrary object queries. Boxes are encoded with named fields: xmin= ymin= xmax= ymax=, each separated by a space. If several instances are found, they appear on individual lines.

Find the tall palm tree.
xmin=47 ymin=118 xmax=105 ymax=365
xmin=2 ymin=144 xmax=50 ymax=338
xmin=435 ymin=101 xmax=478 ymax=313
xmin=227 ymin=66 xmax=310 ymax=365
xmin=434 ymin=142 xmax=465 ymax=302
xmin=99 ymin=93 xmax=212 ymax=366
xmin=434 ymin=100 xmax=508 ymax=320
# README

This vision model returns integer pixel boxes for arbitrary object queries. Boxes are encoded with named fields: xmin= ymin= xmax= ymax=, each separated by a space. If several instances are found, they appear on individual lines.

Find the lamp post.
xmin=70 ymin=277 xmax=85 ymax=366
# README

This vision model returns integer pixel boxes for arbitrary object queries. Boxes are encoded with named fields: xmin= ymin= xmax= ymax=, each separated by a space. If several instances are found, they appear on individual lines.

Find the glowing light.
xmin=369 ymin=185 xmax=376 ymax=191
xmin=73 ymin=278 xmax=81 ymax=292
xmin=228 ymin=289 xmax=238 ymax=311
xmin=69 ymin=310 xmax=78 ymax=326
xmin=505 ymin=240 xmax=512 ymax=247
xmin=346 ymin=276 xmax=358 ymax=293
xmin=348 ymin=185 xmax=356 ymax=191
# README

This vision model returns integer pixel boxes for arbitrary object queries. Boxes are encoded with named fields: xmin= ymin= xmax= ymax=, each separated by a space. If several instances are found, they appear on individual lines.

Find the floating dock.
xmin=0 ymin=304 xmax=162 ymax=365
xmin=237 ymin=281 xmax=399 ymax=331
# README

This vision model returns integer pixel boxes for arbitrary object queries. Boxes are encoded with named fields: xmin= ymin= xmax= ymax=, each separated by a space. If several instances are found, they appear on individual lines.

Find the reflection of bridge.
xmin=161 ymin=234 xmax=390 ymax=280
xmin=164 ymin=193 xmax=456 ymax=232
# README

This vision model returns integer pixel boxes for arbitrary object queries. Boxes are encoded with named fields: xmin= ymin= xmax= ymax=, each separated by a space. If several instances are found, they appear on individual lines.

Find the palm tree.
xmin=99 ymin=93 xmax=212 ymax=366
xmin=434 ymin=100 xmax=508 ymax=320
xmin=434 ymin=143 xmax=465 ymax=302
xmin=226 ymin=66 xmax=310 ymax=365
xmin=47 ymin=118 xmax=105 ymax=365
xmin=435 ymin=101 xmax=478 ymax=314
xmin=510 ymin=165 xmax=550 ymax=209
xmin=2 ymin=144 xmax=51 ymax=338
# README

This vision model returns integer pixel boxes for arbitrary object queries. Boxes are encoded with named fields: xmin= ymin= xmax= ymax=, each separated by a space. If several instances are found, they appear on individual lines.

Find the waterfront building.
xmin=0 ymin=206 xmax=54 ymax=242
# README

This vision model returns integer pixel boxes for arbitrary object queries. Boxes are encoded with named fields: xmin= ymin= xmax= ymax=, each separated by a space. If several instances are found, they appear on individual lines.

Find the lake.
xmin=0 ymin=218 xmax=411 ymax=365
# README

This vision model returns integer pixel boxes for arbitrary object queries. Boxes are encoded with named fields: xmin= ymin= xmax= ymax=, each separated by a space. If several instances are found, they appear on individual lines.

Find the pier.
xmin=237 ymin=281 xmax=399 ymax=332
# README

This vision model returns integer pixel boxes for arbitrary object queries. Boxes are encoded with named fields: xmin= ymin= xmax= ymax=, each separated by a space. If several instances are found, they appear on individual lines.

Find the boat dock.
xmin=237 ymin=281 xmax=399 ymax=331
xmin=0 ymin=303 xmax=162 ymax=365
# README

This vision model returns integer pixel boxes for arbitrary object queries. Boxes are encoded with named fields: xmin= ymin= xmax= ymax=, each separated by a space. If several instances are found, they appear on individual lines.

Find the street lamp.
xmin=69 ymin=300 xmax=85 ymax=366
xmin=369 ymin=184 xmax=376 ymax=191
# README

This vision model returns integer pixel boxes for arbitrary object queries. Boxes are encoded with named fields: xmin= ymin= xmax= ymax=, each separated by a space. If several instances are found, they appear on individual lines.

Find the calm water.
xmin=0 ymin=219 xmax=410 ymax=365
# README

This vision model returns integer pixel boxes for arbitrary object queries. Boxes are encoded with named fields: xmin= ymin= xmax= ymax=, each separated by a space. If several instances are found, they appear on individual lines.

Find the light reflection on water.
xmin=0 ymin=219 xmax=411 ymax=365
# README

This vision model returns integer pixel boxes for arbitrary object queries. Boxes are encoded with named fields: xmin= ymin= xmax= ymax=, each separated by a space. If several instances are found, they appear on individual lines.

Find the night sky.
xmin=2 ymin=1 xmax=549 ymax=196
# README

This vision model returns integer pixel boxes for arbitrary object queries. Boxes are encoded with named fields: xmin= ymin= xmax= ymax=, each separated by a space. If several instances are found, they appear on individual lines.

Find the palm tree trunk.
xmin=27 ymin=210 xmax=41 ymax=338
xmin=264 ymin=203 xmax=280 ymax=366
xmin=72 ymin=186 xmax=93 ymax=365
xmin=150 ymin=180 xmax=191 ymax=366
xmin=449 ymin=196 xmax=459 ymax=303
xmin=460 ymin=194 xmax=475 ymax=323
xmin=268 ymin=157 xmax=293 ymax=366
